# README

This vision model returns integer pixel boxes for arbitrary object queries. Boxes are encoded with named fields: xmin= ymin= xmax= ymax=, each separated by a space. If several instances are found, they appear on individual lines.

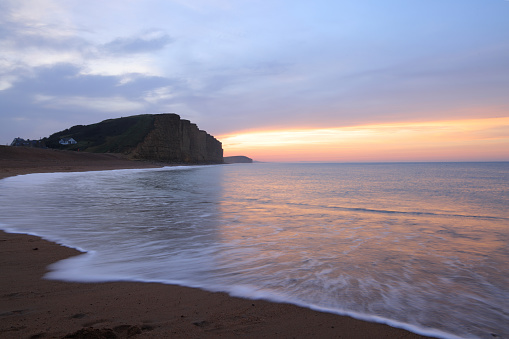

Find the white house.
xmin=59 ymin=138 xmax=77 ymax=145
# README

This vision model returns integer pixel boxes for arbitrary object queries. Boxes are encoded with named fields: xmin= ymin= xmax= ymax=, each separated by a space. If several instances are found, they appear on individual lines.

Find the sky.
xmin=1 ymin=0 xmax=508 ymax=162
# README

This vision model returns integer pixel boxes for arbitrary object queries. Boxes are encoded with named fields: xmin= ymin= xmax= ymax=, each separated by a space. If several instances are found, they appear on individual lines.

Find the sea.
xmin=0 ymin=162 xmax=508 ymax=339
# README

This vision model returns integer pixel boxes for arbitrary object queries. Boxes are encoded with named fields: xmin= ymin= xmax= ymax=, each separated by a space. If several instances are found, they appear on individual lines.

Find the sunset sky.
xmin=1 ymin=0 xmax=508 ymax=162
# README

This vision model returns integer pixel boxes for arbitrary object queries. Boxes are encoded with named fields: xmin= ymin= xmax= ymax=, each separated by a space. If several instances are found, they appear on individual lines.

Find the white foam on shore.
xmin=39 ymin=246 xmax=459 ymax=339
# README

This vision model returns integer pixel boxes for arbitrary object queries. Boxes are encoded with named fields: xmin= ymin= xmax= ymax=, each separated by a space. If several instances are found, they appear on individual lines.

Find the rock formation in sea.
xmin=44 ymin=113 xmax=223 ymax=164
xmin=223 ymin=156 xmax=253 ymax=164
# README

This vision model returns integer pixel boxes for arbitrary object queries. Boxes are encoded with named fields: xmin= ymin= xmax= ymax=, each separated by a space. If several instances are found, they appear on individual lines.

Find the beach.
xmin=0 ymin=147 xmax=433 ymax=338
xmin=0 ymin=145 xmax=163 ymax=179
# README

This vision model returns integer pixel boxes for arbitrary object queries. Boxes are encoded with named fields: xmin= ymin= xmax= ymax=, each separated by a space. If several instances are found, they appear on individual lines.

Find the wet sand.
xmin=0 ymin=146 xmax=433 ymax=338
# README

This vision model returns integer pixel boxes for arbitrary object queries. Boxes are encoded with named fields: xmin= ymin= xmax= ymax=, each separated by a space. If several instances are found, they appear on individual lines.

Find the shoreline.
xmin=0 ymin=147 xmax=435 ymax=338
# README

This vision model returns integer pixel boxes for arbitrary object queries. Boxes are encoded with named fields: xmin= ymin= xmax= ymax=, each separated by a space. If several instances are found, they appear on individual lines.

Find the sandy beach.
xmin=0 ymin=145 xmax=163 ymax=180
xmin=0 ymin=146 xmax=433 ymax=338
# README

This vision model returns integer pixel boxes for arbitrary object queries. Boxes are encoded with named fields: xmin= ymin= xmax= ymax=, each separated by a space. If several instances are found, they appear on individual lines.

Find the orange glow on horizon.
xmin=218 ymin=117 xmax=509 ymax=162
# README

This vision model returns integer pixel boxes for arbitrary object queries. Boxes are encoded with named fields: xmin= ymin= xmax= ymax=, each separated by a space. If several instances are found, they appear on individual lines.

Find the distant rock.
xmin=224 ymin=156 xmax=253 ymax=164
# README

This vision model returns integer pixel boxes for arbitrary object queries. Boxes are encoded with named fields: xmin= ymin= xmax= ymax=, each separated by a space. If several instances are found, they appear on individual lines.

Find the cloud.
xmin=35 ymin=95 xmax=146 ymax=113
xmin=5 ymin=62 xmax=180 ymax=99
xmin=0 ymin=1 xmax=173 ymax=88
xmin=0 ymin=61 xmax=189 ymax=142
xmin=103 ymin=31 xmax=174 ymax=54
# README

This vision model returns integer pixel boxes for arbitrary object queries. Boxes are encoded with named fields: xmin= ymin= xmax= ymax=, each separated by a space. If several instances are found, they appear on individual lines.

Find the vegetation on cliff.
xmin=44 ymin=115 xmax=154 ymax=153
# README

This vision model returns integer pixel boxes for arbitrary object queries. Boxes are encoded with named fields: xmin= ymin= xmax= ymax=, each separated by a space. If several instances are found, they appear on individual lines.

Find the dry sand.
xmin=0 ymin=146 xmax=433 ymax=338
xmin=0 ymin=145 xmax=162 ymax=180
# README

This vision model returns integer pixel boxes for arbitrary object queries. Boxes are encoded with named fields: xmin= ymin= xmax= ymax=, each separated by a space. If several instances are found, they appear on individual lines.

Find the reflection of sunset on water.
xmin=219 ymin=117 xmax=509 ymax=162
xmin=213 ymin=163 xmax=508 ymax=338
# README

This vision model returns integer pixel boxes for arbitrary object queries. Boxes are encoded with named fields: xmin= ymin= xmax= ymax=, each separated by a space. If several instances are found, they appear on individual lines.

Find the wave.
xmin=325 ymin=205 xmax=508 ymax=221
xmin=244 ymin=198 xmax=507 ymax=221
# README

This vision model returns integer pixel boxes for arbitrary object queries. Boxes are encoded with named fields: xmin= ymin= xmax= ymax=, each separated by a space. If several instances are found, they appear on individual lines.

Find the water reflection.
xmin=1 ymin=167 xmax=226 ymax=282
xmin=215 ymin=163 xmax=509 ymax=338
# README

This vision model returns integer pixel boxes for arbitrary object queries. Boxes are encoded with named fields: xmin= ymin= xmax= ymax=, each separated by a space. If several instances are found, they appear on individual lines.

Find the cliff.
xmin=44 ymin=113 xmax=223 ymax=164
xmin=130 ymin=114 xmax=223 ymax=163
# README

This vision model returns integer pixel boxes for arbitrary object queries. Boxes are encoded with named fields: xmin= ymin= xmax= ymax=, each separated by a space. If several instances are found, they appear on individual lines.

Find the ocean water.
xmin=1 ymin=162 xmax=508 ymax=339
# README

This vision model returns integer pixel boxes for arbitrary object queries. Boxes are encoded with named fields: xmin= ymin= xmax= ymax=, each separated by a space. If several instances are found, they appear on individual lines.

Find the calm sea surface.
xmin=1 ymin=162 xmax=508 ymax=338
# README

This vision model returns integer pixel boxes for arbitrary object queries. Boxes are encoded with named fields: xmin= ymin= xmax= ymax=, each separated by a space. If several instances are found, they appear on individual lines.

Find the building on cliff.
xmin=10 ymin=137 xmax=44 ymax=148
xmin=59 ymin=138 xmax=77 ymax=145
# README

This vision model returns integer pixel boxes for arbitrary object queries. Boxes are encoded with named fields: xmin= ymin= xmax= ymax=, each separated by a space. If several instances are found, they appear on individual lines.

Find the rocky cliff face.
xmin=131 ymin=114 xmax=223 ymax=163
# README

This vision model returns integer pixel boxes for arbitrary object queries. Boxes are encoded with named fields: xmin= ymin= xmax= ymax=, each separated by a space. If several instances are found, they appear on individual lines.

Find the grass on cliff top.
xmin=44 ymin=115 xmax=155 ymax=153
